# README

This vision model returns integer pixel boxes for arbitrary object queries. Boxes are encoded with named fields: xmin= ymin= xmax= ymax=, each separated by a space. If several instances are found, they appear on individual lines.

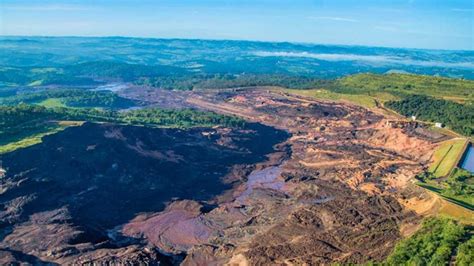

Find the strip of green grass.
xmin=429 ymin=139 xmax=467 ymax=177
xmin=417 ymin=182 xmax=473 ymax=211
xmin=337 ymin=73 xmax=474 ymax=103
xmin=286 ymin=88 xmax=379 ymax=109
xmin=0 ymin=125 xmax=67 ymax=154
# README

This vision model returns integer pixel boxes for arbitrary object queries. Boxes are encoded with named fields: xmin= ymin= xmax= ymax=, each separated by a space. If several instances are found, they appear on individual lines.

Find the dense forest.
xmin=0 ymin=105 xmax=55 ymax=133
xmin=0 ymin=66 xmax=96 ymax=86
xmin=137 ymin=73 xmax=332 ymax=90
xmin=0 ymin=61 xmax=185 ymax=86
xmin=0 ymin=104 xmax=245 ymax=153
xmin=0 ymin=89 xmax=136 ymax=109
xmin=386 ymin=218 xmax=472 ymax=265
xmin=0 ymin=104 xmax=245 ymax=141
xmin=66 ymin=61 xmax=185 ymax=80
xmin=0 ymin=104 xmax=60 ymax=145
xmin=2 ymin=63 xmax=323 ymax=89
xmin=385 ymin=95 xmax=474 ymax=136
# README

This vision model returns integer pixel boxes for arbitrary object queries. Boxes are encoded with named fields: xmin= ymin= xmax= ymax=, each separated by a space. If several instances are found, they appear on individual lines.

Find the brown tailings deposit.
xmin=120 ymin=87 xmax=445 ymax=264
xmin=1 ymin=87 xmax=450 ymax=265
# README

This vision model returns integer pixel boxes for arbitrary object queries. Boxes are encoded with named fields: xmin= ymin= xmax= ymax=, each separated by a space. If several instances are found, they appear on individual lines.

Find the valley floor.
xmin=1 ymin=87 xmax=472 ymax=265
xmin=120 ymin=87 xmax=468 ymax=264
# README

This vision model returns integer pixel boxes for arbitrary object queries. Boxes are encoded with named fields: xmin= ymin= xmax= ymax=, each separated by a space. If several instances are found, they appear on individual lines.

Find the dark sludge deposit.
xmin=0 ymin=122 xmax=289 ymax=244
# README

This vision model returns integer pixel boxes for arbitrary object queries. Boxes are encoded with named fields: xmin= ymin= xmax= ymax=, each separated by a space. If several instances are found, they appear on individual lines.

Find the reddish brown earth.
xmin=0 ymin=88 xmax=445 ymax=265
xmin=117 ymin=88 xmax=443 ymax=265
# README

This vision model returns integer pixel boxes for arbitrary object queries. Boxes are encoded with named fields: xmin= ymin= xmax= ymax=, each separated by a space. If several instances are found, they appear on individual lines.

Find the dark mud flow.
xmin=0 ymin=122 xmax=288 ymax=243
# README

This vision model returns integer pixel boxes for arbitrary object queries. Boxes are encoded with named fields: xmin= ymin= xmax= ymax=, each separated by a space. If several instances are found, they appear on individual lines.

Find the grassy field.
xmin=285 ymin=88 xmax=381 ymax=109
xmin=428 ymin=139 xmax=468 ymax=177
xmin=337 ymin=73 xmax=474 ymax=103
xmin=438 ymin=198 xmax=474 ymax=224
xmin=38 ymin=98 xmax=66 ymax=108
xmin=0 ymin=120 xmax=84 ymax=154
xmin=418 ymin=182 xmax=473 ymax=210
xmin=0 ymin=125 xmax=64 ymax=154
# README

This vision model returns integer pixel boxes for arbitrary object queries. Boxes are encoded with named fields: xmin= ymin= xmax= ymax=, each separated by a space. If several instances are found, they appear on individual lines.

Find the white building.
xmin=435 ymin=122 xmax=443 ymax=128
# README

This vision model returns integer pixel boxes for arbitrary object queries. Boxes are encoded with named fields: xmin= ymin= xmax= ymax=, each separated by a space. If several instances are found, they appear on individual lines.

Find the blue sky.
xmin=0 ymin=0 xmax=472 ymax=50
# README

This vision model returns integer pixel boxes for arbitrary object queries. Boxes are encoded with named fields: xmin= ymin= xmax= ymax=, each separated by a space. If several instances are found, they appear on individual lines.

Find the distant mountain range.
xmin=1 ymin=36 xmax=473 ymax=79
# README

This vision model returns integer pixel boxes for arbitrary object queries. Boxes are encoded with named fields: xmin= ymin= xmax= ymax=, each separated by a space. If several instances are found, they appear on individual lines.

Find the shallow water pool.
xmin=460 ymin=145 xmax=474 ymax=173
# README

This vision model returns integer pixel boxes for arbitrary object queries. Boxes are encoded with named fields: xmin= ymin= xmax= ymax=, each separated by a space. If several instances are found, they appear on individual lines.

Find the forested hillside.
xmin=0 ymin=89 xmax=135 ymax=109
xmin=0 ymin=104 xmax=245 ymax=153
xmin=385 ymin=95 xmax=473 ymax=136
xmin=386 ymin=218 xmax=472 ymax=265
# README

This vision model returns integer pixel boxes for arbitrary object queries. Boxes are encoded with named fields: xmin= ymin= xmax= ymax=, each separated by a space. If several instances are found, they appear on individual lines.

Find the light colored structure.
xmin=411 ymin=115 xmax=417 ymax=121
xmin=435 ymin=122 xmax=443 ymax=128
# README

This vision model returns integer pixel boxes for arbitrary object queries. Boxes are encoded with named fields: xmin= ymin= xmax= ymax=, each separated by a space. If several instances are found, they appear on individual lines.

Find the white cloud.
xmin=253 ymin=51 xmax=474 ymax=69
xmin=307 ymin=16 xmax=358 ymax=23
xmin=254 ymin=51 xmax=390 ymax=62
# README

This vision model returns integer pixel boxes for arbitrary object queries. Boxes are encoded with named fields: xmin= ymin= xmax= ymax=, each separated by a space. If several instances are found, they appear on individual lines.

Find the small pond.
xmin=460 ymin=144 xmax=474 ymax=173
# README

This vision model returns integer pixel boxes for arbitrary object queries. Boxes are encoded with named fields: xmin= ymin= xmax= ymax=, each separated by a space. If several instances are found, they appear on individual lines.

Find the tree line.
xmin=0 ymin=104 xmax=246 ymax=137
xmin=385 ymin=95 xmax=473 ymax=136
xmin=386 ymin=218 xmax=472 ymax=265
xmin=0 ymin=89 xmax=135 ymax=109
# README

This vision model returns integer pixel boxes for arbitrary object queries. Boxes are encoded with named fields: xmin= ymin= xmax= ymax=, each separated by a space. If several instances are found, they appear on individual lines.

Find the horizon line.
xmin=1 ymin=34 xmax=472 ymax=53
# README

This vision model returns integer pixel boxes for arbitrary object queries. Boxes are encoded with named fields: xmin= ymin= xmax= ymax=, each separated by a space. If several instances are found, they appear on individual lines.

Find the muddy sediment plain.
xmin=122 ymin=88 xmax=440 ymax=265
xmin=1 ymin=88 xmax=445 ymax=265
xmin=0 ymin=122 xmax=289 ymax=264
